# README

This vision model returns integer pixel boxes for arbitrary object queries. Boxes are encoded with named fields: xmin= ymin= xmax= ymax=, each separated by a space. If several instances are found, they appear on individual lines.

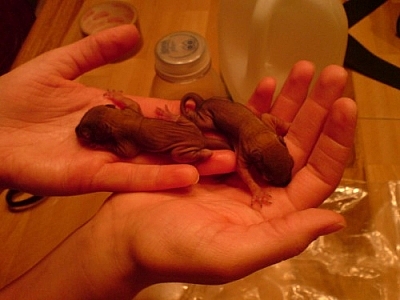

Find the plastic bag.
xmin=134 ymin=180 xmax=400 ymax=300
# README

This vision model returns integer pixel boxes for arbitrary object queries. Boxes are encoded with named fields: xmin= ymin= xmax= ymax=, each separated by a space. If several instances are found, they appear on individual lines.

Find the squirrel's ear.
xmin=249 ymin=149 xmax=263 ymax=162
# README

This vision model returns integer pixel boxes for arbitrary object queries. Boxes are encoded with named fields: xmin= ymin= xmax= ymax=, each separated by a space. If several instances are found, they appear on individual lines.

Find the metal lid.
xmin=154 ymin=31 xmax=211 ymax=83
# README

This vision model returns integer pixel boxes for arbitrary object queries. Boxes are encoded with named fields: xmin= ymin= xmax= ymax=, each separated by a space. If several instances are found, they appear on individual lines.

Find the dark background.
xmin=0 ymin=0 xmax=37 ymax=75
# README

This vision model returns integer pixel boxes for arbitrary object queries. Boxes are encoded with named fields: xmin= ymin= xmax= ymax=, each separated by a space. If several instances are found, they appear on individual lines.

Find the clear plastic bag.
xmin=134 ymin=180 xmax=400 ymax=300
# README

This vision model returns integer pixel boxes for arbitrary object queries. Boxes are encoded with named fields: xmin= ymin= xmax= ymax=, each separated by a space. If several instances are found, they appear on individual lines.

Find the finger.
xmin=255 ymin=208 xmax=345 ymax=269
xmin=194 ymin=150 xmax=236 ymax=175
xmin=90 ymin=163 xmax=200 ymax=192
xmin=38 ymin=25 xmax=140 ymax=80
xmin=195 ymin=208 xmax=345 ymax=283
xmin=129 ymin=150 xmax=237 ymax=176
xmin=288 ymin=97 xmax=357 ymax=209
xmin=270 ymin=60 xmax=315 ymax=122
xmin=247 ymin=77 xmax=276 ymax=114
xmin=286 ymin=64 xmax=348 ymax=171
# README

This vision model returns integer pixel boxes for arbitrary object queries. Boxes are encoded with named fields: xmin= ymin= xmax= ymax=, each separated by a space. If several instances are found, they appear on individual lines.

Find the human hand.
xmin=76 ymin=62 xmax=356 ymax=297
xmin=0 ymin=25 xmax=235 ymax=196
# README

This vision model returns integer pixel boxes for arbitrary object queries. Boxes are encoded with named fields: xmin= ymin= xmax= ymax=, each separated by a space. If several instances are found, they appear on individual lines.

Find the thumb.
xmin=31 ymin=25 xmax=140 ymax=80
xmin=260 ymin=208 xmax=346 ymax=262
xmin=89 ymin=163 xmax=200 ymax=192
xmin=209 ymin=208 xmax=345 ymax=282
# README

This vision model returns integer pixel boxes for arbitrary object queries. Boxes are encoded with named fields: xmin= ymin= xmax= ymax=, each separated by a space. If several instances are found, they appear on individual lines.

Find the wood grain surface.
xmin=2 ymin=0 xmax=400 ymax=293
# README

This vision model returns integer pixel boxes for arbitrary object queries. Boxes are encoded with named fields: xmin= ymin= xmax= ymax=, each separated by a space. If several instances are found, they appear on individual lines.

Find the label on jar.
xmin=157 ymin=32 xmax=202 ymax=63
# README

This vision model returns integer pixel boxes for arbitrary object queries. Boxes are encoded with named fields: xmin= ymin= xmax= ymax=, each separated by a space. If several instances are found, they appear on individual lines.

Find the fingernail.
xmin=322 ymin=221 xmax=347 ymax=235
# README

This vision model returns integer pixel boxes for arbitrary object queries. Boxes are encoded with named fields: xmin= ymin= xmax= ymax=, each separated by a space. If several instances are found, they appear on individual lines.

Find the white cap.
xmin=154 ymin=31 xmax=211 ymax=83
xmin=80 ymin=1 xmax=138 ymax=35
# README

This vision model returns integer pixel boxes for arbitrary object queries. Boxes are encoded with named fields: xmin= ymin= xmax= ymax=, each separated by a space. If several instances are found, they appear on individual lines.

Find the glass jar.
xmin=150 ymin=31 xmax=227 ymax=100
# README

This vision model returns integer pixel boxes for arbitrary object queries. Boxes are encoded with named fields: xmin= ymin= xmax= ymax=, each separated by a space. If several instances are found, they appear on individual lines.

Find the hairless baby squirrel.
xmin=180 ymin=93 xmax=294 ymax=206
xmin=75 ymin=91 xmax=229 ymax=163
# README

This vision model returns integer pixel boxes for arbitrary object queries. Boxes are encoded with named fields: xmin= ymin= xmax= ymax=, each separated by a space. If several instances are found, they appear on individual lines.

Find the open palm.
xmin=0 ymin=25 xmax=235 ymax=196
xmin=90 ymin=61 xmax=357 ymax=287
xmin=0 ymin=24 xmax=357 ymax=297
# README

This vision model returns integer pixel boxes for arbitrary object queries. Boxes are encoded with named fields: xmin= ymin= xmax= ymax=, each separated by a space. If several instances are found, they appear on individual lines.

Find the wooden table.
xmin=2 ymin=0 xmax=400 ymax=294
xmin=348 ymin=0 xmax=400 ymax=212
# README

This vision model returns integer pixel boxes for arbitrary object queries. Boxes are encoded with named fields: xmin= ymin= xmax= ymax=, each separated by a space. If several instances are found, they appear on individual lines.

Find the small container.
xmin=80 ymin=1 xmax=139 ymax=35
xmin=150 ymin=31 xmax=227 ymax=100
xmin=80 ymin=1 xmax=142 ymax=60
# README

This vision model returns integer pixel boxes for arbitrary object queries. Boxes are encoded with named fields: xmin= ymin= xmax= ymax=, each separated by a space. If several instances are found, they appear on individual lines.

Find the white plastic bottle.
xmin=218 ymin=0 xmax=348 ymax=103
xmin=150 ymin=31 xmax=227 ymax=100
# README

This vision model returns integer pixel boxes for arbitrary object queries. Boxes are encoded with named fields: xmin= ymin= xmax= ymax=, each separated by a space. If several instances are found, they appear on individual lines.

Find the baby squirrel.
xmin=75 ymin=91 xmax=229 ymax=163
xmin=180 ymin=93 xmax=294 ymax=206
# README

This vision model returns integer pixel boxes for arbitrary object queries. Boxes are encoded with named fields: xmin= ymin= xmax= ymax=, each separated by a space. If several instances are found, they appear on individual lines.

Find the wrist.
xmin=76 ymin=203 xmax=146 ymax=299
xmin=0 ymin=201 xmax=145 ymax=300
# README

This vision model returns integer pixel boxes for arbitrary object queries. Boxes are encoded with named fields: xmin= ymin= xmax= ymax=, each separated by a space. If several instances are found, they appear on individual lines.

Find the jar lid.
xmin=154 ymin=31 xmax=211 ymax=83
xmin=80 ymin=1 xmax=138 ymax=35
